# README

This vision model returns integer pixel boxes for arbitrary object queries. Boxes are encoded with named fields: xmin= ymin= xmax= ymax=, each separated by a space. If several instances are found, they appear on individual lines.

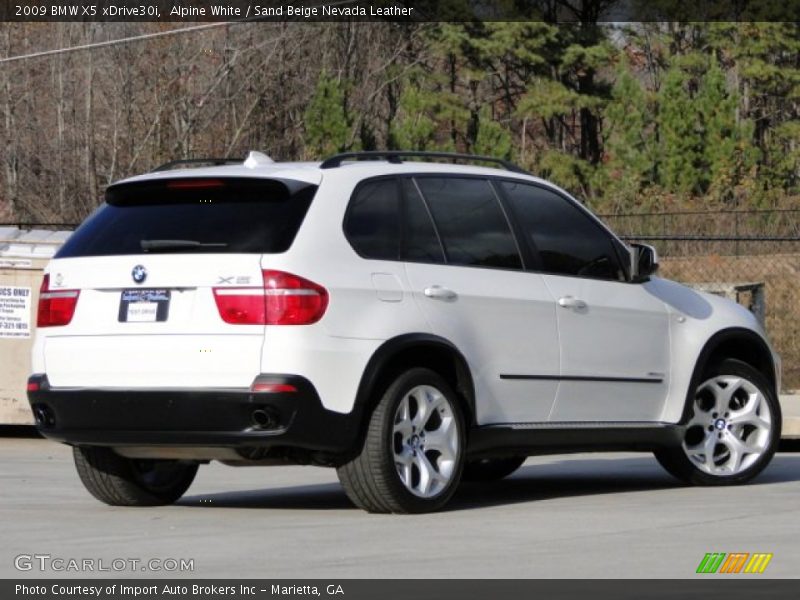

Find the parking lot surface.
xmin=2 ymin=437 xmax=799 ymax=578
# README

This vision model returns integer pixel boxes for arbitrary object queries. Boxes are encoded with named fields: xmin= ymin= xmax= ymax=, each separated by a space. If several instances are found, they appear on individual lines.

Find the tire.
xmin=462 ymin=456 xmax=526 ymax=482
xmin=337 ymin=367 xmax=466 ymax=513
xmin=654 ymin=358 xmax=781 ymax=486
xmin=73 ymin=446 xmax=198 ymax=506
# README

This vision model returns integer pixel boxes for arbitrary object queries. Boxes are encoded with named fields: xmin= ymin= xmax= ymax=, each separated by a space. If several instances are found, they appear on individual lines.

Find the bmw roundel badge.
xmin=132 ymin=265 xmax=147 ymax=284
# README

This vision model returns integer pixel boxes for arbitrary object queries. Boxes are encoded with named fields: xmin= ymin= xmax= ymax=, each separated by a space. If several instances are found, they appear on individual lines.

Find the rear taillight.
xmin=37 ymin=274 xmax=80 ymax=327
xmin=263 ymin=270 xmax=329 ymax=325
xmin=213 ymin=288 xmax=266 ymax=324
xmin=213 ymin=270 xmax=328 ymax=326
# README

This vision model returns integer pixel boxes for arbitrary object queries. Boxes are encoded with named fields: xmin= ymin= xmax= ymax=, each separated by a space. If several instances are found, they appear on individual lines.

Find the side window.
xmin=501 ymin=181 xmax=624 ymax=281
xmin=416 ymin=177 xmax=522 ymax=270
xmin=401 ymin=179 xmax=445 ymax=264
xmin=344 ymin=179 xmax=401 ymax=260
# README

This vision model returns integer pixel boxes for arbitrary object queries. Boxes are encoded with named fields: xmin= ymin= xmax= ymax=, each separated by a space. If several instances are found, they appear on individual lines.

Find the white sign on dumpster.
xmin=0 ymin=286 xmax=32 ymax=338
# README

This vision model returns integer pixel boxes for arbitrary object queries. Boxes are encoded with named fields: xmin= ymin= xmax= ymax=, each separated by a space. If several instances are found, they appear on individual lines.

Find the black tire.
xmin=336 ymin=367 xmax=466 ymax=513
xmin=73 ymin=446 xmax=198 ymax=506
xmin=654 ymin=358 xmax=781 ymax=486
xmin=462 ymin=456 xmax=526 ymax=482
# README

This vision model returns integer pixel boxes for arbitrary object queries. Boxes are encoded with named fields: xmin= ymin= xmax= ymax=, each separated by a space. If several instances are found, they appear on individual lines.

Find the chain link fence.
xmin=602 ymin=209 xmax=800 ymax=391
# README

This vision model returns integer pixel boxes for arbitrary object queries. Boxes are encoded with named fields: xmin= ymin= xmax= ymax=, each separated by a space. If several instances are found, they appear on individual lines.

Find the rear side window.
xmin=416 ymin=177 xmax=522 ymax=270
xmin=501 ymin=181 xmax=624 ymax=281
xmin=57 ymin=178 xmax=316 ymax=258
xmin=343 ymin=179 xmax=401 ymax=260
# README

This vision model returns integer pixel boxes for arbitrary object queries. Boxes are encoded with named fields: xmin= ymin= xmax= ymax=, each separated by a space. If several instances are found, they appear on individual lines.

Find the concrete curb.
xmin=780 ymin=394 xmax=800 ymax=439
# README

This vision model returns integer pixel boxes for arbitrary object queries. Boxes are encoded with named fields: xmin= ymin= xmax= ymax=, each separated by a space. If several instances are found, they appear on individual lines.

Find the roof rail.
xmin=152 ymin=157 xmax=242 ymax=172
xmin=319 ymin=151 xmax=530 ymax=174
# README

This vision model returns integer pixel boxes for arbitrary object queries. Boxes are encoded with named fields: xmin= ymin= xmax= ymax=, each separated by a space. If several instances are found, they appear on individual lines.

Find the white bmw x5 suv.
xmin=28 ymin=151 xmax=781 ymax=513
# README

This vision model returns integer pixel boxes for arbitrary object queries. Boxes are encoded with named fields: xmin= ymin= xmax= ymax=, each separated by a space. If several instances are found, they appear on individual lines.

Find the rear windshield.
xmin=56 ymin=178 xmax=316 ymax=258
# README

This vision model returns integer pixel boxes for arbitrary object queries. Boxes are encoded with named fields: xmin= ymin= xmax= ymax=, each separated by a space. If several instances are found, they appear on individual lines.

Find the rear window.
xmin=56 ymin=177 xmax=316 ymax=258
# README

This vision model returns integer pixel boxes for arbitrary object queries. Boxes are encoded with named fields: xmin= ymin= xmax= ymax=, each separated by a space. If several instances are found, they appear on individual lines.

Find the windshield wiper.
xmin=140 ymin=239 xmax=228 ymax=252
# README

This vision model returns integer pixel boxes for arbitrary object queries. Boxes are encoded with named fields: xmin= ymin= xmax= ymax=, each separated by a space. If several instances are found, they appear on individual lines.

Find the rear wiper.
xmin=140 ymin=239 xmax=228 ymax=252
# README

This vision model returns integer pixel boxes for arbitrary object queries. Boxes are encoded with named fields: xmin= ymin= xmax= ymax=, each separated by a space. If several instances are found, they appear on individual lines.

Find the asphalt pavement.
xmin=2 ymin=436 xmax=799 ymax=578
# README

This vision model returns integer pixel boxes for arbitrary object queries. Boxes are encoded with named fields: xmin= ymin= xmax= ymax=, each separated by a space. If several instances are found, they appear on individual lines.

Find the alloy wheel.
xmin=681 ymin=375 xmax=772 ymax=476
xmin=392 ymin=384 xmax=460 ymax=498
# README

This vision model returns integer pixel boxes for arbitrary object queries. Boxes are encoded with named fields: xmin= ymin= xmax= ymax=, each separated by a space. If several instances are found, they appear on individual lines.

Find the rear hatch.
xmin=41 ymin=176 xmax=316 ymax=389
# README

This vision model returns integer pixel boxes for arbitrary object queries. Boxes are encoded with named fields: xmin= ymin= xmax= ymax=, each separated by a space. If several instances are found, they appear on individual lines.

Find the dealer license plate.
xmin=118 ymin=289 xmax=171 ymax=322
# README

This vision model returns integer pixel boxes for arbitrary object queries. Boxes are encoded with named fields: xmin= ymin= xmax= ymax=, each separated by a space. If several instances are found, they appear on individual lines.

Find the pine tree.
xmin=472 ymin=106 xmax=512 ymax=159
xmin=303 ymin=71 xmax=350 ymax=158
xmin=657 ymin=65 xmax=703 ymax=194
xmin=604 ymin=60 xmax=657 ymax=200
xmin=389 ymin=83 xmax=462 ymax=151
xmin=732 ymin=23 xmax=800 ymax=192
xmin=696 ymin=61 xmax=758 ymax=201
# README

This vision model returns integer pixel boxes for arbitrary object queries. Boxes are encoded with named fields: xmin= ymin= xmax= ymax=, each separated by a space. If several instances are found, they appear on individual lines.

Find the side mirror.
xmin=630 ymin=243 xmax=659 ymax=282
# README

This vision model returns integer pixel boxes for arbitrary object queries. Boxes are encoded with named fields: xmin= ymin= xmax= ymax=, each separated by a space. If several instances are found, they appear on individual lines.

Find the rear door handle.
xmin=424 ymin=286 xmax=457 ymax=301
xmin=558 ymin=296 xmax=587 ymax=310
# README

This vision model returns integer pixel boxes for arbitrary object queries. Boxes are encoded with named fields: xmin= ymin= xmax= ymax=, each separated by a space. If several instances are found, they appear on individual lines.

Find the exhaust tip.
xmin=251 ymin=408 xmax=277 ymax=430
xmin=32 ymin=404 xmax=55 ymax=429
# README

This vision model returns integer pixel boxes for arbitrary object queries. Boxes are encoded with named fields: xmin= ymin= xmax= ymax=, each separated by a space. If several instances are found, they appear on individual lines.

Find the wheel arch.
xmin=681 ymin=327 xmax=777 ymax=423
xmin=353 ymin=333 xmax=476 ymax=429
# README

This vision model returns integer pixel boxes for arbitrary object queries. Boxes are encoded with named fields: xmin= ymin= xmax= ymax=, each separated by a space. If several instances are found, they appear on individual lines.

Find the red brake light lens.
xmin=212 ymin=288 xmax=266 ymax=325
xmin=37 ymin=274 xmax=80 ymax=327
xmin=251 ymin=382 xmax=298 ymax=393
xmin=166 ymin=179 xmax=225 ymax=190
xmin=213 ymin=270 xmax=328 ymax=326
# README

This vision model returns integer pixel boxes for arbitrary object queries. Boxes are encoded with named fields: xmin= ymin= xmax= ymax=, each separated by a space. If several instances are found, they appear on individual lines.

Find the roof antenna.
xmin=244 ymin=151 xmax=274 ymax=169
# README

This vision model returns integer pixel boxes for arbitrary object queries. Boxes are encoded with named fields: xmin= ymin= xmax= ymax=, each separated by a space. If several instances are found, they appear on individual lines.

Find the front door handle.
xmin=424 ymin=286 xmax=457 ymax=301
xmin=558 ymin=296 xmax=587 ymax=310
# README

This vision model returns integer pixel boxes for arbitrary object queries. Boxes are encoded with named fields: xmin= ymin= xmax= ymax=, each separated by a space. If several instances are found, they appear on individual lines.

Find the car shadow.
xmin=177 ymin=454 xmax=800 ymax=512
xmin=179 ymin=482 xmax=353 ymax=510
xmin=450 ymin=459 xmax=680 ymax=511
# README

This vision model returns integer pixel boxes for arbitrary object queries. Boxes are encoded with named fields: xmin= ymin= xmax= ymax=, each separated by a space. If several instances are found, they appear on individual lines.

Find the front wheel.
xmin=73 ymin=446 xmax=198 ymax=506
xmin=655 ymin=358 xmax=781 ymax=486
xmin=337 ymin=368 xmax=466 ymax=513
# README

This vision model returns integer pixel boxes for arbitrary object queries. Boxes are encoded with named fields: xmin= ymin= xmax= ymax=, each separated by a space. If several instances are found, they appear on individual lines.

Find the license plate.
xmin=119 ymin=289 xmax=170 ymax=322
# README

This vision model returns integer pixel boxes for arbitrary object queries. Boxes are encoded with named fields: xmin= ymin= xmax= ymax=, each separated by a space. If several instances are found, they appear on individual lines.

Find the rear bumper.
xmin=26 ymin=374 xmax=360 ymax=456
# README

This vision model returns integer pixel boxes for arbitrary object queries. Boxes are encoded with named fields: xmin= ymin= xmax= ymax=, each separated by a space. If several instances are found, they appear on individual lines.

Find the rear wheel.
xmin=337 ymin=368 xmax=466 ymax=513
xmin=73 ymin=446 xmax=198 ymax=506
xmin=655 ymin=358 xmax=780 ymax=485
xmin=462 ymin=456 xmax=526 ymax=482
